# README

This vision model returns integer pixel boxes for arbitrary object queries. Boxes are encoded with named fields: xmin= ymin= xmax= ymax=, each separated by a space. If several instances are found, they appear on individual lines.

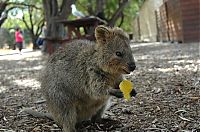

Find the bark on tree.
xmin=96 ymin=0 xmax=105 ymax=14
xmin=0 ymin=2 xmax=8 ymax=27
xmin=42 ymin=0 xmax=75 ymax=53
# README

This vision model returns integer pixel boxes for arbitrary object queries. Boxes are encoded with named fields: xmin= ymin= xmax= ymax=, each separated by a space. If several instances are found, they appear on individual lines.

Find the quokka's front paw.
xmin=108 ymin=88 xmax=137 ymax=98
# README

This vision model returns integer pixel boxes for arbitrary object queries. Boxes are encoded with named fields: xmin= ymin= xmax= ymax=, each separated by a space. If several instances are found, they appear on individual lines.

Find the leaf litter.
xmin=0 ymin=42 xmax=199 ymax=131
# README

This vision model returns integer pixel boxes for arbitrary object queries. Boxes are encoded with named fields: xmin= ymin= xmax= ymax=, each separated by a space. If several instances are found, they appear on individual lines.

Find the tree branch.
xmin=118 ymin=12 xmax=124 ymax=27
xmin=7 ymin=2 xmax=42 ymax=10
xmin=27 ymin=7 xmax=34 ymax=32
xmin=21 ymin=13 xmax=31 ymax=31
xmin=108 ymin=0 xmax=129 ymax=27
xmin=60 ymin=0 xmax=74 ymax=18
xmin=0 ymin=2 xmax=7 ymax=14
xmin=35 ymin=18 xmax=44 ymax=36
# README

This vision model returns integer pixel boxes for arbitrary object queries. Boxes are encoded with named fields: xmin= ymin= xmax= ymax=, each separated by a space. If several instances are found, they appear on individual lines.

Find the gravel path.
xmin=0 ymin=42 xmax=199 ymax=132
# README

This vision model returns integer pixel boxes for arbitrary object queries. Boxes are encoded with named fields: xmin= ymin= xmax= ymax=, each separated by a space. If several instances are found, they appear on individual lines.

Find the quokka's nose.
xmin=128 ymin=62 xmax=136 ymax=71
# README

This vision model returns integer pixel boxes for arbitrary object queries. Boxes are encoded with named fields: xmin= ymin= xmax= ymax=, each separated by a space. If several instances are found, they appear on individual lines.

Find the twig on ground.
xmin=175 ymin=109 xmax=188 ymax=114
xmin=178 ymin=116 xmax=192 ymax=122
xmin=187 ymin=96 xmax=200 ymax=100
xmin=34 ymin=100 xmax=46 ymax=104
xmin=119 ymin=124 xmax=133 ymax=131
xmin=144 ymin=127 xmax=168 ymax=131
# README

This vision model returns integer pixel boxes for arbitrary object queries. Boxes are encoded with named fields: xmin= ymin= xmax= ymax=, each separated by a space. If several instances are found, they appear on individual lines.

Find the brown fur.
xmin=41 ymin=25 xmax=135 ymax=132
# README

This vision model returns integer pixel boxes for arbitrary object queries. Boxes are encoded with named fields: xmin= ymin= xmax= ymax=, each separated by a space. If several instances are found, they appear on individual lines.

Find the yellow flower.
xmin=119 ymin=80 xmax=133 ymax=101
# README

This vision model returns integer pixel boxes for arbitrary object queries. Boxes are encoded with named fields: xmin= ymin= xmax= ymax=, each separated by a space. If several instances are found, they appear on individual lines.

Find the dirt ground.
xmin=0 ymin=42 xmax=199 ymax=132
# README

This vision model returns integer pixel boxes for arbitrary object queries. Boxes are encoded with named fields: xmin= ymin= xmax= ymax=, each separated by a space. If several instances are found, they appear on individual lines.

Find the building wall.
xmin=158 ymin=0 xmax=200 ymax=43
xmin=180 ymin=0 xmax=200 ymax=42
xmin=132 ymin=0 xmax=163 ymax=42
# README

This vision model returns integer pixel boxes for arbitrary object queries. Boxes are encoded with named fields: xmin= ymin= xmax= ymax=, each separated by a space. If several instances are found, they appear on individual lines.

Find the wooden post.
xmin=137 ymin=16 xmax=141 ymax=41
xmin=155 ymin=10 xmax=160 ymax=42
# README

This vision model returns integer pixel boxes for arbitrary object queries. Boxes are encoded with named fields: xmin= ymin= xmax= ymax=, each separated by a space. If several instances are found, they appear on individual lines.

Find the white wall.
xmin=133 ymin=0 xmax=163 ymax=42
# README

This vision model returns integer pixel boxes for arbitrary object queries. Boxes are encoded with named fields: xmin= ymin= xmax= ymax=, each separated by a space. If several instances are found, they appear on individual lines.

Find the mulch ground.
xmin=0 ymin=42 xmax=199 ymax=132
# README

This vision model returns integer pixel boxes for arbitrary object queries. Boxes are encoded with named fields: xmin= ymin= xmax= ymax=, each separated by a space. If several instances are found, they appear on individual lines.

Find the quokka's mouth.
xmin=122 ymin=68 xmax=130 ymax=74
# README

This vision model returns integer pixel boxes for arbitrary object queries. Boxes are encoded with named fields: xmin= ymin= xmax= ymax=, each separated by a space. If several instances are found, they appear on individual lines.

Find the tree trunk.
xmin=0 ymin=2 xmax=8 ymax=27
xmin=32 ymin=42 xmax=38 ymax=49
xmin=42 ymin=0 xmax=75 ymax=54
xmin=96 ymin=0 xmax=105 ymax=14
xmin=32 ymin=35 xmax=39 ymax=49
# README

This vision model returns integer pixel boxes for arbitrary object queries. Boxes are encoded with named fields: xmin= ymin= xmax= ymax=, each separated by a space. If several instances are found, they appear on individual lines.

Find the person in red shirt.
xmin=15 ymin=27 xmax=24 ymax=54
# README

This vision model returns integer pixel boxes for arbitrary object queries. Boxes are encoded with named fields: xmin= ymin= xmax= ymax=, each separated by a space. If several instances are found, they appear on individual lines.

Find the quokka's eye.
xmin=116 ymin=51 xmax=123 ymax=57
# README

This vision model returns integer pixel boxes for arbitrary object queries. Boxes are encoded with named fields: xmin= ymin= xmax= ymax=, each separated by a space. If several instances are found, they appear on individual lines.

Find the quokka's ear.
xmin=95 ymin=25 xmax=110 ymax=44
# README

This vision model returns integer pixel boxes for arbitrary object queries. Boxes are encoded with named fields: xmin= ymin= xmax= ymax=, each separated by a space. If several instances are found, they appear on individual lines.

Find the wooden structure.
xmin=58 ymin=17 xmax=106 ymax=41
xmin=158 ymin=0 xmax=200 ymax=43
xmin=46 ymin=17 xmax=106 ymax=54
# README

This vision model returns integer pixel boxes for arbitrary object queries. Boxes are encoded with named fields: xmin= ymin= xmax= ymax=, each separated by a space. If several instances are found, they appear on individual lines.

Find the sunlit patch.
xmin=25 ymin=57 xmax=43 ymax=61
xmin=0 ymin=65 xmax=43 ymax=74
xmin=0 ymin=50 xmax=42 ymax=60
xmin=156 ymin=68 xmax=175 ymax=72
xmin=130 ymin=42 xmax=162 ymax=48
xmin=137 ymin=55 xmax=151 ymax=60
xmin=21 ymin=65 xmax=43 ymax=71
xmin=168 ymin=59 xmax=200 ymax=64
xmin=148 ymin=64 xmax=199 ymax=73
xmin=0 ymin=86 xmax=6 ymax=93
xmin=173 ymin=64 xmax=199 ymax=72
xmin=13 ymin=79 xmax=41 ymax=90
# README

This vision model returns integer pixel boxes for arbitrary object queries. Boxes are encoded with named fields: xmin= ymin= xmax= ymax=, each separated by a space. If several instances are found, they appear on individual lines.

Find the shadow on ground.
xmin=0 ymin=42 xmax=199 ymax=131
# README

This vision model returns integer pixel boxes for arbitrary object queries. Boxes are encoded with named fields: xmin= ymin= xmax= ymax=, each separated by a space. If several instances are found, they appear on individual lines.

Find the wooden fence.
xmin=157 ymin=0 xmax=200 ymax=43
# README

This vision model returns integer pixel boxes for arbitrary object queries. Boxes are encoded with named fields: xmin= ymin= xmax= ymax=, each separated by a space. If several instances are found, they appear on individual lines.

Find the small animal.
xmin=71 ymin=4 xmax=85 ymax=18
xmin=41 ymin=25 xmax=136 ymax=132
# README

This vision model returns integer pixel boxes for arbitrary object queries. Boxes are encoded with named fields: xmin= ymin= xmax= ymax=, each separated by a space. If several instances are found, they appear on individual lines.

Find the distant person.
xmin=37 ymin=23 xmax=46 ymax=48
xmin=15 ymin=27 xmax=24 ymax=54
